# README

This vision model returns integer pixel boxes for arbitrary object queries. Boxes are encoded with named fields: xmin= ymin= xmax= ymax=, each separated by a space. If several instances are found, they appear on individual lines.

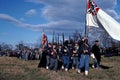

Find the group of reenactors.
xmin=38 ymin=37 xmax=101 ymax=76
xmin=0 ymin=36 xmax=101 ymax=76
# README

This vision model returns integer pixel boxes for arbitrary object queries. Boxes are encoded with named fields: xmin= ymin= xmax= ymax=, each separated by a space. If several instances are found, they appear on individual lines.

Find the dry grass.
xmin=0 ymin=56 xmax=120 ymax=80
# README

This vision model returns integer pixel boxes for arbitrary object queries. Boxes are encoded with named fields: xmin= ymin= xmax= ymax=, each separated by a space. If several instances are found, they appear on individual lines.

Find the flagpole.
xmin=85 ymin=0 xmax=88 ymax=37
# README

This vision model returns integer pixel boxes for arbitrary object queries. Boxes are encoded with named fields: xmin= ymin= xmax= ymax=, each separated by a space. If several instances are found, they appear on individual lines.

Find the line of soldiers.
xmin=38 ymin=37 xmax=101 ymax=76
xmin=0 ymin=48 xmax=42 ymax=60
xmin=16 ymin=49 xmax=40 ymax=60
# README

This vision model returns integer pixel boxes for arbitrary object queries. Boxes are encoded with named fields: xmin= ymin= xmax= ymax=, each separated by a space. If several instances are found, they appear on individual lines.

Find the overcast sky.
xmin=0 ymin=0 xmax=120 ymax=45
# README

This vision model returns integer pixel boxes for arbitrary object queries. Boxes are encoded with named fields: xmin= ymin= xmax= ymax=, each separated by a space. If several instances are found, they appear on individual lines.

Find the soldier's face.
xmin=48 ymin=44 xmax=51 ymax=47
xmin=53 ymin=45 xmax=56 ymax=48
xmin=95 ymin=42 xmax=99 ymax=45
xmin=75 ymin=43 xmax=78 ymax=46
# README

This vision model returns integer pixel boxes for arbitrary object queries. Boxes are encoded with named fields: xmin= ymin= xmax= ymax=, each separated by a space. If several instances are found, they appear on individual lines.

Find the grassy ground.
xmin=0 ymin=56 xmax=120 ymax=80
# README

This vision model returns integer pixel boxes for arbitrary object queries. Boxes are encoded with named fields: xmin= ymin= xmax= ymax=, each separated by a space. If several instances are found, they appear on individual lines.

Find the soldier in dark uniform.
xmin=61 ymin=41 xmax=71 ymax=71
xmin=57 ymin=44 xmax=63 ymax=70
xmin=46 ymin=43 xmax=52 ymax=69
xmin=91 ymin=40 xmax=101 ymax=69
xmin=38 ymin=48 xmax=47 ymax=68
xmin=72 ymin=42 xmax=79 ymax=70
xmin=0 ymin=45 xmax=1 ymax=51
xmin=38 ymin=43 xmax=52 ymax=68
xmin=78 ymin=37 xmax=91 ymax=76
xmin=49 ymin=44 xmax=58 ymax=72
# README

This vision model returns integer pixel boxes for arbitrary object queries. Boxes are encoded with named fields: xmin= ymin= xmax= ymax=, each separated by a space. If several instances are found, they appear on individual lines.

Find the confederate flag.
xmin=86 ymin=0 xmax=120 ymax=41
xmin=42 ymin=33 xmax=47 ymax=45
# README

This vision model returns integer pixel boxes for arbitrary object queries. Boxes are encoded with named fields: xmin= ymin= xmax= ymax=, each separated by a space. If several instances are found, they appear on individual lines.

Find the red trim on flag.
xmin=96 ymin=8 xmax=99 ymax=13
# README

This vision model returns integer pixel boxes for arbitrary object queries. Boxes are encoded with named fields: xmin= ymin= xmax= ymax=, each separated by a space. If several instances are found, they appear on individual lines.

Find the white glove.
xmin=91 ymin=53 xmax=95 ymax=59
xmin=64 ymin=49 xmax=67 ymax=52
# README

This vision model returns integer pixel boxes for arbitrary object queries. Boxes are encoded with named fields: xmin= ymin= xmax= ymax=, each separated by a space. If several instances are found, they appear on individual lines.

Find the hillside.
xmin=0 ymin=56 xmax=120 ymax=80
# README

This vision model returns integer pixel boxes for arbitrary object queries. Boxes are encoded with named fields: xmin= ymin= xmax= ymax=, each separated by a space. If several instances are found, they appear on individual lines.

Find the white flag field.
xmin=86 ymin=0 xmax=120 ymax=41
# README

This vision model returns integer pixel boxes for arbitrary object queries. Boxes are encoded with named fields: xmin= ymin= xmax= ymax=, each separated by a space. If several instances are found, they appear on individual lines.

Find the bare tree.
xmin=16 ymin=41 xmax=26 ymax=50
xmin=0 ymin=42 xmax=13 ymax=51
xmin=101 ymin=30 xmax=111 ymax=47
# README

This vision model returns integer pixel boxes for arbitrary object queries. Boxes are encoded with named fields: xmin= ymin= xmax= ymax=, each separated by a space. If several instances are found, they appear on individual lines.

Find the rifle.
xmin=62 ymin=33 xmax=64 ymax=45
